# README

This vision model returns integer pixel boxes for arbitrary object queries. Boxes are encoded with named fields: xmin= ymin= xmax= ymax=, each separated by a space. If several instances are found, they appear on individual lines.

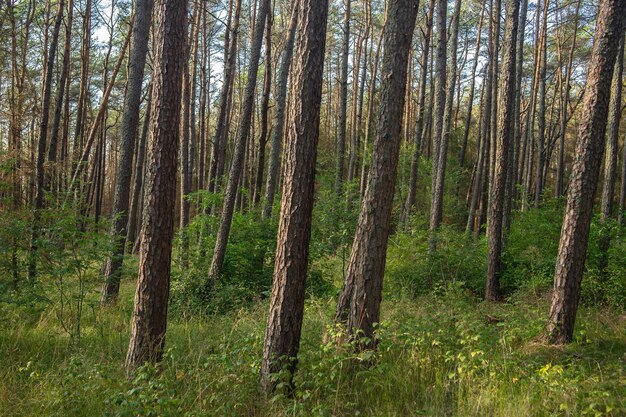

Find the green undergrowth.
xmin=1 ymin=198 xmax=625 ymax=416
xmin=1 ymin=278 xmax=624 ymax=417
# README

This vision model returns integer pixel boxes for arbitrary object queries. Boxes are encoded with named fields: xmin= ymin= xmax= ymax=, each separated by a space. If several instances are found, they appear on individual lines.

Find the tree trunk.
xmin=259 ymin=0 xmax=328 ymax=392
xmin=545 ymin=0 xmax=625 ymax=345
xmin=126 ymin=0 xmax=188 ymax=371
xmin=334 ymin=0 xmax=419 ymax=346
xmin=101 ymin=0 xmax=153 ymax=305
xmin=485 ymin=0 xmax=519 ymax=302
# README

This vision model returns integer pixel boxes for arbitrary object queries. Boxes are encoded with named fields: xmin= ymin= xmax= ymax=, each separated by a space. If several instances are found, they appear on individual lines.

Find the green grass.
xmin=1 ymin=275 xmax=624 ymax=417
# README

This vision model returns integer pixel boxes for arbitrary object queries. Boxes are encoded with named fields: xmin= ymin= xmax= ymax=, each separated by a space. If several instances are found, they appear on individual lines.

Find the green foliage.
xmin=385 ymin=225 xmax=487 ymax=297
xmin=170 ymin=193 xmax=334 ymax=315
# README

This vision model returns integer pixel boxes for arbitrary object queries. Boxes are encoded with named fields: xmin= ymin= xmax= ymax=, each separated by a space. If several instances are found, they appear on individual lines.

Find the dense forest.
xmin=0 ymin=0 xmax=624 ymax=415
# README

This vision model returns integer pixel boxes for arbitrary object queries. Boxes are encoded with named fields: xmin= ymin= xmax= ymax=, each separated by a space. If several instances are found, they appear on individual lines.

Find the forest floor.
xmin=1 ymin=271 xmax=625 ymax=416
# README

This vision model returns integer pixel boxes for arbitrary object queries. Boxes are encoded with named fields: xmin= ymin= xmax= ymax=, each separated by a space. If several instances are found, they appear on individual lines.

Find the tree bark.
xmin=485 ymin=0 xmax=519 ymax=302
xmin=545 ymin=0 xmax=625 ymax=345
xmin=259 ymin=0 xmax=329 ymax=392
xmin=126 ymin=0 xmax=188 ymax=371
xmin=334 ymin=0 xmax=419 ymax=346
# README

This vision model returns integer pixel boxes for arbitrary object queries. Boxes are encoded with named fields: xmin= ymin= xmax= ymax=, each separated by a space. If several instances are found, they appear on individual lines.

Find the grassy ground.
xmin=1 ymin=273 xmax=624 ymax=417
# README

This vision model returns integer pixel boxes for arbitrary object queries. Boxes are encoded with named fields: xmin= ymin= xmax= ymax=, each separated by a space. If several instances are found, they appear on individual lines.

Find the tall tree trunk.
xmin=545 ymin=0 xmax=625 ymax=345
xmin=125 ymin=0 xmax=188 ymax=371
xmin=262 ymin=4 xmax=298 ymax=219
xmin=101 ymin=0 xmax=153 ymax=305
xmin=485 ymin=0 xmax=519 ymax=302
xmin=208 ymin=0 xmax=270 ymax=281
xmin=334 ymin=0 xmax=419 ymax=344
xmin=259 ymin=0 xmax=328 ymax=392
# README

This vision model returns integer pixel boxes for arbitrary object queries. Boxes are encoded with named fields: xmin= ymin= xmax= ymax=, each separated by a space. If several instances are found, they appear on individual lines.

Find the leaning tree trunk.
xmin=125 ymin=0 xmax=188 ymax=371
xmin=101 ymin=0 xmax=153 ymax=305
xmin=334 ymin=0 xmax=419 ymax=346
xmin=485 ymin=0 xmax=520 ymax=302
xmin=259 ymin=0 xmax=329 ymax=393
xmin=208 ymin=0 xmax=270 ymax=281
xmin=545 ymin=0 xmax=626 ymax=345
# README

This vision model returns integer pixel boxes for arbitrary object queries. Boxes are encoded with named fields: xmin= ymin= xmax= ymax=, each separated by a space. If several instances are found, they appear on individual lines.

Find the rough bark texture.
xmin=208 ymin=0 xmax=270 ymax=281
xmin=335 ymin=0 xmax=419 ymax=347
xmin=125 ymin=0 xmax=187 ymax=371
xmin=101 ymin=0 xmax=153 ymax=305
xmin=545 ymin=0 xmax=626 ymax=345
xmin=262 ymin=4 xmax=298 ymax=219
xmin=485 ymin=0 xmax=519 ymax=302
xmin=259 ymin=0 xmax=328 ymax=393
